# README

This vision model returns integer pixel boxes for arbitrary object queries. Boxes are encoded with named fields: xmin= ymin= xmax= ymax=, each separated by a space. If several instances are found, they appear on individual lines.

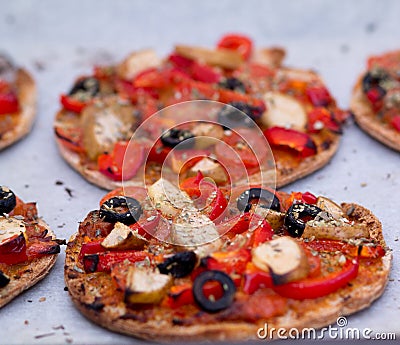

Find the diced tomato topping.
xmin=390 ymin=115 xmax=400 ymax=132
xmin=306 ymin=85 xmax=332 ymax=107
xmin=0 ymin=91 xmax=19 ymax=115
xmin=308 ymin=107 xmax=341 ymax=133
xmin=98 ymin=141 xmax=145 ymax=181
xmin=264 ymin=127 xmax=317 ymax=158
xmin=217 ymin=34 xmax=253 ymax=61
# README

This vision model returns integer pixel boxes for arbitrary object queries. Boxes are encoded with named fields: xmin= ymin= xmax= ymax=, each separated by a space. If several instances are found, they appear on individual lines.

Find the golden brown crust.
xmin=0 ymin=221 xmax=58 ymax=308
xmin=0 ymin=68 xmax=37 ymax=151
xmin=64 ymin=203 xmax=391 ymax=341
xmin=351 ymin=77 xmax=400 ymax=151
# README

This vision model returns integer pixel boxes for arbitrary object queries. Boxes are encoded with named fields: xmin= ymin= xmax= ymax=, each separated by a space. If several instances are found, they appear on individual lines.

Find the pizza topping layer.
xmin=361 ymin=50 xmax=400 ymax=132
xmin=66 ymin=179 xmax=387 ymax=327
xmin=55 ymin=34 xmax=349 ymax=186
xmin=0 ymin=186 xmax=61 ymax=288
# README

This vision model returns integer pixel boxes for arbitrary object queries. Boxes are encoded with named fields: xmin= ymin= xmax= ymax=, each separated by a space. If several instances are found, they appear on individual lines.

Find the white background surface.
xmin=0 ymin=0 xmax=399 ymax=343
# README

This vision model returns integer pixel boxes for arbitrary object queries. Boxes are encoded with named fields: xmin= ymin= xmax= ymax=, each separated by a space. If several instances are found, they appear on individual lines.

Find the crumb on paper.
xmin=65 ymin=187 xmax=73 ymax=198
xmin=360 ymin=182 xmax=367 ymax=188
xmin=55 ymin=180 xmax=64 ymax=186
xmin=24 ymin=320 xmax=29 ymax=325
xmin=34 ymin=332 xmax=55 ymax=339
xmin=39 ymin=297 xmax=46 ymax=302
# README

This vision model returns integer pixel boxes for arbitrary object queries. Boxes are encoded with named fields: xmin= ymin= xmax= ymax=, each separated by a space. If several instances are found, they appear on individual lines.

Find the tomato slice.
xmin=217 ymin=34 xmax=253 ymax=61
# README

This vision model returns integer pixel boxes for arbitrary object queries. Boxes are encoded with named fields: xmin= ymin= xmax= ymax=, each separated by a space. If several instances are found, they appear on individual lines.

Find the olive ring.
xmin=99 ymin=196 xmax=142 ymax=225
xmin=160 ymin=128 xmax=195 ymax=149
xmin=284 ymin=203 xmax=322 ymax=237
xmin=192 ymin=270 xmax=236 ymax=313
xmin=237 ymin=188 xmax=281 ymax=213
xmin=0 ymin=186 xmax=17 ymax=215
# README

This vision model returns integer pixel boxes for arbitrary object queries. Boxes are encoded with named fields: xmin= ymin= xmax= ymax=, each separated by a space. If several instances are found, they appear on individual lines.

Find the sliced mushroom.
xmin=174 ymin=45 xmax=243 ymax=69
xmin=81 ymin=97 xmax=137 ymax=160
xmin=101 ymin=222 xmax=147 ymax=250
xmin=124 ymin=267 xmax=172 ymax=305
xmin=0 ymin=217 xmax=26 ymax=244
xmin=261 ymin=92 xmax=307 ymax=131
xmin=186 ymin=157 xmax=228 ymax=184
xmin=316 ymin=196 xmax=344 ymax=220
xmin=147 ymin=178 xmax=195 ymax=218
xmin=117 ymin=49 xmax=161 ymax=80
xmin=252 ymin=236 xmax=309 ymax=285
xmin=191 ymin=123 xmax=224 ymax=149
xmin=303 ymin=223 xmax=369 ymax=240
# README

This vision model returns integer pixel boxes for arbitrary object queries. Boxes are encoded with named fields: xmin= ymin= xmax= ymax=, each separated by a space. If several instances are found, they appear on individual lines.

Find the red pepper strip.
xmin=0 ymin=91 xmax=19 ymax=115
xmin=114 ymin=78 xmax=159 ymax=102
xmin=252 ymin=221 xmax=274 ymax=247
xmin=98 ymin=141 xmax=145 ymax=181
xmin=301 ymin=191 xmax=318 ymax=204
xmin=133 ymin=68 xmax=191 ymax=89
xmin=305 ymin=239 xmax=386 ymax=259
xmin=83 ymin=250 xmax=149 ymax=273
xmin=203 ymin=249 xmax=251 ymax=276
xmin=218 ymin=88 xmax=266 ymax=109
xmin=180 ymin=172 xmax=227 ymax=222
xmin=390 ymin=115 xmax=400 ymax=132
xmin=54 ymin=126 xmax=85 ymax=153
xmin=306 ymin=85 xmax=332 ymax=107
xmin=26 ymin=239 xmax=60 ymax=259
xmin=308 ymin=107 xmax=341 ymax=134
xmin=147 ymin=140 xmax=171 ymax=164
xmin=60 ymin=94 xmax=87 ymax=113
xmin=243 ymin=271 xmax=273 ymax=294
xmin=264 ymin=126 xmax=317 ymax=158
xmin=162 ymin=281 xmax=224 ymax=309
xmin=78 ymin=240 xmax=106 ymax=263
xmin=273 ymin=258 xmax=359 ymax=300
xmin=217 ymin=34 xmax=253 ymax=61
xmin=0 ymin=233 xmax=28 ymax=264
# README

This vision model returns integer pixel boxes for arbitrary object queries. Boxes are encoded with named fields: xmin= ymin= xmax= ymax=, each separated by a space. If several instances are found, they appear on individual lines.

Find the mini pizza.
xmin=0 ymin=186 xmax=60 ymax=307
xmin=65 ymin=178 xmax=391 ymax=341
xmin=0 ymin=54 xmax=36 ymax=150
xmin=351 ymin=50 xmax=400 ymax=150
xmin=54 ymin=34 xmax=349 ymax=190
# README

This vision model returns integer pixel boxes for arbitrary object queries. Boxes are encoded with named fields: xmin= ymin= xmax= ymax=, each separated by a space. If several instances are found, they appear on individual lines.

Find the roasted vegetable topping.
xmin=192 ymin=270 xmax=236 ymax=312
xmin=0 ymin=186 xmax=16 ymax=215
xmin=237 ymin=188 xmax=280 ymax=213
xmin=218 ymin=77 xmax=246 ymax=93
xmin=157 ymin=251 xmax=197 ymax=278
xmin=99 ymin=196 xmax=143 ymax=225
xmin=69 ymin=77 xmax=100 ymax=98
xmin=161 ymin=128 xmax=195 ymax=149
xmin=284 ymin=203 xmax=322 ymax=237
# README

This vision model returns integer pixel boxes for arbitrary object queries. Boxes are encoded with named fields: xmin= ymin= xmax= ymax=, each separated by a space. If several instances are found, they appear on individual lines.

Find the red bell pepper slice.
xmin=0 ymin=91 xmax=19 ymax=115
xmin=146 ymin=140 xmax=171 ymax=164
xmin=0 ymin=233 xmax=28 ymax=264
xmin=133 ymin=68 xmax=191 ymax=89
xmin=308 ymin=107 xmax=342 ymax=133
xmin=98 ymin=141 xmax=145 ymax=181
xmin=273 ymin=258 xmax=359 ymax=300
xmin=217 ymin=34 xmax=253 ymax=61
xmin=305 ymin=239 xmax=385 ymax=259
xmin=60 ymin=94 xmax=88 ymax=113
xmin=54 ymin=126 xmax=85 ymax=153
xmin=78 ymin=240 xmax=106 ymax=263
xmin=252 ymin=221 xmax=274 ymax=247
xmin=306 ymin=85 xmax=332 ymax=107
xmin=390 ymin=115 xmax=400 ymax=132
xmin=243 ymin=270 xmax=273 ymax=294
xmin=129 ymin=211 xmax=161 ymax=239
xmin=83 ymin=250 xmax=149 ymax=273
xmin=180 ymin=172 xmax=227 ymax=222
xmin=264 ymin=126 xmax=317 ymax=158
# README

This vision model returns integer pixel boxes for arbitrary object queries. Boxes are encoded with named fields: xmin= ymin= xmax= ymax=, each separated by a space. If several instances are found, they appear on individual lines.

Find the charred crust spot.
xmin=320 ymin=140 xmax=332 ymax=150
xmin=84 ymin=298 xmax=104 ymax=312
xmin=119 ymin=313 xmax=147 ymax=322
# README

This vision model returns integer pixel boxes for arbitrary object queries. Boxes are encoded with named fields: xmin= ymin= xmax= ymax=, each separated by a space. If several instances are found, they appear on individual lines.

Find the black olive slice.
xmin=69 ymin=77 xmax=100 ymax=97
xmin=237 ymin=188 xmax=280 ymax=213
xmin=284 ymin=203 xmax=322 ymax=237
xmin=160 ymin=128 xmax=195 ymax=149
xmin=0 ymin=270 xmax=10 ymax=288
xmin=361 ymin=70 xmax=390 ymax=96
xmin=217 ymin=101 xmax=264 ymax=130
xmin=192 ymin=270 xmax=236 ymax=313
xmin=0 ymin=186 xmax=17 ymax=215
xmin=157 ymin=251 xmax=197 ymax=278
xmin=218 ymin=77 xmax=246 ymax=93
xmin=99 ymin=196 xmax=142 ymax=225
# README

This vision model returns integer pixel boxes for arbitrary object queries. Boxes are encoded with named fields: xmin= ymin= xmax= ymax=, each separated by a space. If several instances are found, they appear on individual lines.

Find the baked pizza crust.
xmin=351 ymin=77 xmax=400 ymax=151
xmin=0 ymin=220 xmax=58 ymax=308
xmin=64 ymin=203 xmax=391 ymax=342
xmin=0 ymin=68 xmax=37 ymax=151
